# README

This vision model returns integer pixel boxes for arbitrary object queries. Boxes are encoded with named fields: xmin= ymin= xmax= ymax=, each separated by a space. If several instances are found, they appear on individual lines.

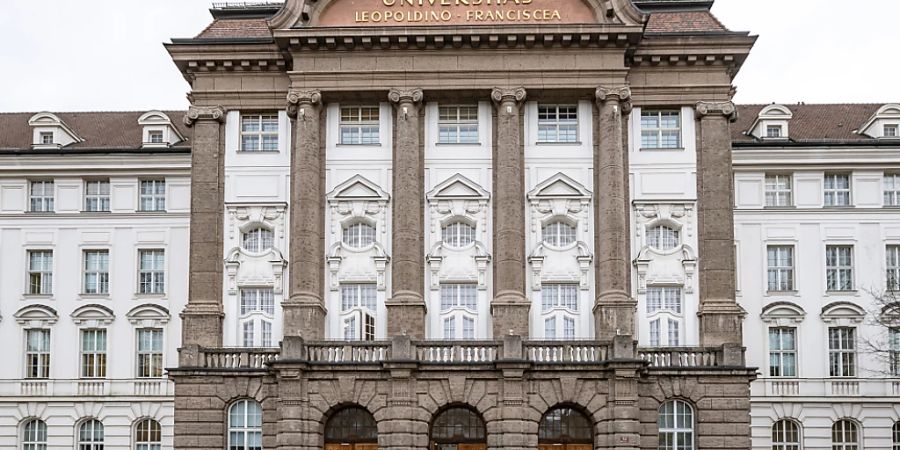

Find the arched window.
xmin=893 ymin=421 xmax=900 ymax=450
xmin=832 ymin=420 xmax=859 ymax=450
xmin=538 ymin=407 xmax=593 ymax=447
xmin=243 ymin=228 xmax=274 ymax=253
xmin=543 ymin=220 xmax=576 ymax=247
xmin=431 ymin=407 xmax=486 ymax=449
xmin=324 ymin=407 xmax=377 ymax=448
xmin=342 ymin=222 xmax=376 ymax=248
xmin=442 ymin=221 xmax=476 ymax=248
xmin=228 ymin=400 xmax=262 ymax=450
xmin=772 ymin=420 xmax=800 ymax=450
xmin=658 ymin=400 xmax=693 ymax=450
xmin=647 ymin=225 xmax=680 ymax=250
xmin=135 ymin=419 xmax=162 ymax=450
xmin=21 ymin=419 xmax=46 ymax=450
xmin=77 ymin=419 xmax=104 ymax=450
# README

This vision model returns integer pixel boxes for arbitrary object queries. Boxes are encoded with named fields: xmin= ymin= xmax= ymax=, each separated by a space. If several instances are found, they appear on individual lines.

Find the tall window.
xmin=438 ymin=105 xmax=479 ymax=144
xmin=342 ymin=222 xmax=376 ymax=248
xmin=83 ymin=250 xmax=109 ymax=294
xmin=240 ymin=114 xmax=279 ymax=152
xmin=27 ymin=250 xmax=53 ymax=295
xmin=25 ymin=329 xmax=50 ymax=379
xmin=542 ymin=220 xmax=576 ymax=247
xmin=646 ymin=287 xmax=682 ymax=314
xmin=137 ymin=328 xmax=163 ymax=378
xmin=440 ymin=284 xmax=477 ymax=339
xmin=240 ymin=288 xmax=275 ymax=347
xmin=77 ymin=419 xmax=104 ymax=450
xmin=21 ymin=419 xmax=47 ymax=450
xmin=825 ymin=245 xmax=853 ymax=291
xmin=647 ymin=225 xmax=680 ymax=250
xmin=885 ymin=174 xmax=900 ymax=206
xmin=243 ymin=228 xmax=274 ymax=253
xmin=139 ymin=180 xmax=166 ymax=212
xmin=765 ymin=174 xmax=793 ymax=207
xmin=442 ymin=221 xmax=476 ymax=248
xmin=888 ymin=245 xmax=900 ymax=291
xmin=771 ymin=420 xmax=800 ymax=450
xmin=80 ymin=329 xmax=107 ymax=379
xmin=84 ymin=180 xmax=110 ymax=212
xmin=891 ymin=328 xmax=900 ymax=377
xmin=341 ymin=284 xmax=377 ymax=341
xmin=824 ymin=173 xmax=851 ymax=207
xmin=828 ymin=327 xmax=856 ymax=377
xmin=340 ymin=106 xmax=380 ymax=145
xmin=893 ymin=421 xmax=900 ymax=450
xmin=138 ymin=249 xmax=165 ymax=294
xmin=440 ymin=283 xmax=477 ymax=312
xmin=832 ymin=420 xmax=859 ymax=450
xmin=541 ymin=284 xmax=578 ymax=312
xmin=29 ymin=181 xmax=54 ymax=212
xmin=228 ymin=400 xmax=262 ymax=450
xmin=768 ymin=328 xmax=797 ymax=377
xmin=537 ymin=104 xmax=578 ymax=143
xmin=641 ymin=110 xmax=681 ymax=149
xmin=135 ymin=419 xmax=162 ymax=450
xmin=767 ymin=246 xmax=795 ymax=291
xmin=658 ymin=400 xmax=694 ymax=450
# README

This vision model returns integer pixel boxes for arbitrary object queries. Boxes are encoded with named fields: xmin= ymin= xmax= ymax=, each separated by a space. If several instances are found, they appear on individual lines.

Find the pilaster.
xmin=285 ymin=89 xmax=327 ymax=340
xmin=594 ymin=86 xmax=637 ymax=341
xmin=385 ymin=88 xmax=427 ymax=339
xmin=490 ymin=87 xmax=530 ymax=338
xmin=695 ymin=101 xmax=745 ymax=347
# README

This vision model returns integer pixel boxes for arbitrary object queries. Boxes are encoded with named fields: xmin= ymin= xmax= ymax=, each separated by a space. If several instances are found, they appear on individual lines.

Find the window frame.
xmin=82 ymin=249 xmax=110 ymax=295
xmin=227 ymin=400 xmax=263 ymax=450
xmin=136 ymin=328 xmax=164 ymax=378
xmin=542 ymin=219 xmax=577 ymax=248
xmin=21 ymin=418 xmax=47 ymax=450
xmin=647 ymin=224 xmax=680 ymax=250
xmin=887 ymin=245 xmax=900 ymax=291
xmin=24 ymin=329 xmax=51 ymax=379
xmin=766 ymin=124 xmax=784 ymax=138
xmin=242 ymin=227 xmax=275 ymax=253
xmin=139 ymin=179 xmax=166 ymax=212
xmin=80 ymin=328 xmax=107 ymax=379
xmin=824 ymin=173 xmax=852 ymax=207
xmin=765 ymin=174 xmax=794 ymax=207
xmin=640 ymin=109 xmax=682 ymax=149
xmin=771 ymin=419 xmax=801 ymax=450
xmin=39 ymin=131 xmax=54 ymax=145
xmin=885 ymin=124 xmax=899 ymax=138
xmin=767 ymin=245 xmax=795 ymax=292
xmin=147 ymin=130 xmax=164 ymax=144
xmin=885 ymin=173 xmax=900 ymax=206
xmin=77 ymin=419 xmax=104 ymax=450
xmin=27 ymin=250 xmax=53 ymax=295
xmin=825 ymin=245 xmax=854 ymax=292
xmin=832 ymin=420 xmax=860 ymax=450
xmin=83 ymin=179 xmax=111 ymax=212
xmin=441 ymin=221 xmax=476 ymax=248
xmin=342 ymin=221 xmax=377 ymax=249
xmin=658 ymin=400 xmax=694 ymax=450
xmin=537 ymin=104 xmax=579 ymax=144
xmin=29 ymin=180 xmax=54 ymax=213
xmin=239 ymin=113 xmax=280 ymax=152
xmin=134 ymin=418 xmax=162 ymax=450
xmin=339 ymin=105 xmax=381 ymax=145
xmin=138 ymin=249 xmax=166 ymax=295
xmin=437 ymin=104 xmax=479 ymax=144
xmin=768 ymin=327 xmax=798 ymax=377
xmin=828 ymin=327 xmax=857 ymax=378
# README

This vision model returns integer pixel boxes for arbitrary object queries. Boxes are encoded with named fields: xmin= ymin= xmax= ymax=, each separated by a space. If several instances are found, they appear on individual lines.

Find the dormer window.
xmin=749 ymin=105 xmax=793 ymax=140
xmin=886 ymin=124 xmax=899 ymax=138
xmin=766 ymin=125 xmax=784 ymax=138
xmin=138 ymin=111 xmax=184 ymax=149
xmin=148 ymin=130 xmax=164 ymax=144
xmin=40 ymin=132 xmax=54 ymax=145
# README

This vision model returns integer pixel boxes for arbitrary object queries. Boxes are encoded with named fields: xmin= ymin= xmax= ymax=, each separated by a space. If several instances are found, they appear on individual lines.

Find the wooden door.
xmin=566 ymin=445 xmax=593 ymax=450
xmin=538 ymin=445 xmax=593 ymax=450
xmin=458 ymin=444 xmax=487 ymax=450
xmin=355 ymin=444 xmax=378 ymax=450
xmin=325 ymin=444 xmax=378 ymax=450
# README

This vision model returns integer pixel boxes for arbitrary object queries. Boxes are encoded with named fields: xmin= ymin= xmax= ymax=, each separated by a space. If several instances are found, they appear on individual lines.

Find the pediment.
xmin=821 ymin=301 xmax=865 ymax=323
xmin=528 ymin=172 xmax=591 ymax=200
xmin=427 ymin=174 xmax=489 ymax=201
xmin=14 ymin=304 xmax=59 ymax=325
xmin=126 ymin=304 xmax=171 ymax=325
xmin=71 ymin=304 xmax=116 ymax=325
xmin=760 ymin=301 xmax=805 ymax=323
xmin=327 ymin=175 xmax=390 ymax=202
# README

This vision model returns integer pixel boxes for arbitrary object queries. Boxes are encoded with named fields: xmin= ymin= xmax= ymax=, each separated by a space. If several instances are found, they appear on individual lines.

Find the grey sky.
xmin=1 ymin=0 xmax=897 ymax=112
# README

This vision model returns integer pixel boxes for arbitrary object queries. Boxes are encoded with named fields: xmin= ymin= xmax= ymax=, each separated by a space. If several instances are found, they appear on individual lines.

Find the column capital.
xmin=183 ymin=105 xmax=225 ymax=127
xmin=595 ymin=85 xmax=632 ymax=103
xmin=695 ymin=101 xmax=738 ymax=122
xmin=286 ymin=89 xmax=322 ymax=118
xmin=490 ymin=87 xmax=527 ymax=106
xmin=388 ymin=88 xmax=424 ymax=105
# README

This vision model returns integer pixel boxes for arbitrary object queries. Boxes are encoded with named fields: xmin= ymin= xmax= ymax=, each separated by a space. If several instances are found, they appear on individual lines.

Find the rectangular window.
xmin=240 ymin=288 xmax=275 ymax=315
xmin=340 ymin=106 xmax=380 ymax=145
xmin=84 ymin=180 xmax=110 ymax=212
xmin=25 ymin=329 xmax=50 ymax=379
xmin=438 ymin=105 xmax=479 ymax=144
xmin=766 ymin=125 xmax=783 ymax=138
xmin=563 ymin=317 xmax=576 ymax=339
xmin=40 ymin=131 xmax=54 ymax=144
xmin=649 ymin=319 xmax=661 ymax=347
xmin=646 ymin=287 xmax=682 ymax=314
xmin=828 ymin=327 xmax=856 ymax=377
xmin=824 ymin=173 xmax=851 ymax=207
xmin=667 ymin=319 xmax=680 ymax=346
xmin=767 ymin=246 xmax=795 ymax=291
xmin=537 ymin=104 xmax=578 ymax=143
xmin=765 ymin=174 xmax=793 ymax=207
xmin=886 ymin=124 xmax=899 ymax=138
xmin=826 ymin=245 xmax=854 ymax=291
xmin=885 ymin=174 xmax=900 ymax=206
xmin=463 ymin=317 xmax=475 ymax=340
xmin=343 ymin=316 xmax=356 ymax=341
xmin=889 ymin=245 xmax=900 ymax=291
xmin=768 ymin=327 xmax=797 ymax=377
xmin=261 ymin=321 xmax=272 ymax=347
xmin=640 ymin=110 xmax=681 ymax=149
xmin=83 ymin=250 xmax=109 ymax=294
xmin=27 ymin=250 xmax=53 ymax=295
xmin=139 ymin=180 xmax=166 ymax=212
xmin=544 ymin=317 xmax=557 ymax=339
xmin=891 ymin=328 xmax=900 ymax=377
xmin=137 ymin=328 xmax=163 ymax=378
xmin=148 ymin=130 xmax=164 ymax=144
xmin=541 ymin=284 xmax=578 ymax=312
xmin=240 ymin=114 xmax=279 ymax=152
xmin=440 ymin=284 xmax=477 ymax=311
xmin=138 ymin=249 xmax=165 ymax=294
xmin=29 ymin=181 xmax=54 ymax=212
xmin=242 ymin=322 xmax=254 ymax=347
xmin=341 ymin=283 xmax=376 ymax=311
xmin=80 ymin=329 xmax=107 ymax=378
xmin=443 ymin=317 xmax=455 ymax=339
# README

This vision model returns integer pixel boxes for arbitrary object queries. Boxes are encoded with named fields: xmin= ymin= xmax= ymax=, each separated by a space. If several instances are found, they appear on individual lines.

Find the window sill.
xmin=81 ymin=210 xmax=111 ymax=214
xmin=237 ymin=150 xmax=280 ymax=154
xmin=765 ymin=290 xmax=800 ymax=297
xmin=824 ymin=290 xmax=858 ymax=296
xmin=79 ymin=293 xmax=110 ymax=300
xmin=134 ymin=293 xmax=167 ymax=300
xmin=763 ymin=205 xmax=797 ymax=210
xmin=22 ymin=294 xmax=54 ymax=300
xmin=435 ymin=142 xmax=483 ymax=147
xmin=535 ymin=141 xmax=583 ymax=146
xmin=135 ymin=210 xmax=168 ymax=214
xmin=639 ymin=147 xmax=685 ymax=151
xmin=25 ymin=211 xmax=56 ymax=215
xmin=336 ymin=143 xmax=382 ymax=147
xmin=822 ymin=205 xmax=856 ymax=209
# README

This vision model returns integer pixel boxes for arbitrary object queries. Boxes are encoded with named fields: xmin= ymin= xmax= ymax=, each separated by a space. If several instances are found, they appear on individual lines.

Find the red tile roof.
xmin=196 ymin=18 xmax=273 ymax=39
xmin=0 ymin=111 xmax=190 ymax=150
xmin=645 ymin=10 xmax=729 ymax=33
xmin=732 ymin=104 xmax=884 ymax=143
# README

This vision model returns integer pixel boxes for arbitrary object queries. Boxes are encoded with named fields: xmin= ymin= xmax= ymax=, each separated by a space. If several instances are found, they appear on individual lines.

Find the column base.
xmin=698 ymin=300 xmax=746 ymax=348
xmin=385 ymin=291 xmax=427 ymax=339
xmin=180 ymin=304 xmax=224 ymax=349
xmin=593 ymin=290 xmax=637 ymax=341
xmin=282 ymin=296 xmax=327 ymax=341
xmin=491 ymin=291 xmax=531 ymax=338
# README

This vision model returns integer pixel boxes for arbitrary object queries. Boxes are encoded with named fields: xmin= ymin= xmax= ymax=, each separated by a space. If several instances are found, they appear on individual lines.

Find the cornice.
xmin=165 ymin=41 xmax=288 ymax=80
xmin=629 ymin=33 xmax=756 ymax=78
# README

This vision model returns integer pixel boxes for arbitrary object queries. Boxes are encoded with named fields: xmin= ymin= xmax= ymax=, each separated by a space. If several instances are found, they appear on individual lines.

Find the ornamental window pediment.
xmin=634 ymin=202 xmax=696 ymax=294
xmin=14 ymin=304 xmax=58 ymax=327
xmin=820 ymin=301 xmax=865 ymax=325
xmin=327 ymin=176 xmax=390 ymax=291
xmin=225 ymin=205 xmax=287 ymax=295
xmin=126 ymin=304 xmax=171 ymax=327
xmin=70 ymin=304 xmax=115 ymax=326
xmin=760 ymin=301 xmax=806 ymax=325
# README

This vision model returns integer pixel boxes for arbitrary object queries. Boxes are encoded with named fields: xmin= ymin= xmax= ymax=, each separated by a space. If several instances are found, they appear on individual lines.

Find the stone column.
xmin=593 ymin=86 xmax=637 ymax=341
xmin=490 ymin=87 xmax=530 ymax=338
xmin=695 ymin=101 xmax=745 ymax=348
xmin=284 ymin=89 xmax=327 ymax=341
xmin=180 ymin=106 xmax=226 ymax=354
xmin=385 ymin=88 xmax=427 ymax=339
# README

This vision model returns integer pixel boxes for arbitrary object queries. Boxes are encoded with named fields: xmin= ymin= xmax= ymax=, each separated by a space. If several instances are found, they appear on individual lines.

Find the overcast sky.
xmin=1 ymin=0 xmax=897 ymax=112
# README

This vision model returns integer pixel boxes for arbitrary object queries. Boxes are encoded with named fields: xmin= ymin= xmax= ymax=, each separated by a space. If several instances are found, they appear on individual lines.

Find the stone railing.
xmin=638 ymin=347 xmax=721 ymax=367
xmin=201 ymin=347 xmax=280 ymax=369
xmin=525 ymin=341 xmax=609 ymax=363
xmin=415 ymin=341 xmax=501 ymax=363
xmin=305 ymin=341 xmax=392 ymax=363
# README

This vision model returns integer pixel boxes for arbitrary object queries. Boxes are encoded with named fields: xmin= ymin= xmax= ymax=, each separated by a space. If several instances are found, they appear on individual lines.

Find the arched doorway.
xmin=324 ymin=406 xmax=378 ymax=450
xmin=538 ymin=406 xmax=594 ymax=450
xmin=430 ymin=406 xmax=487 ymax=450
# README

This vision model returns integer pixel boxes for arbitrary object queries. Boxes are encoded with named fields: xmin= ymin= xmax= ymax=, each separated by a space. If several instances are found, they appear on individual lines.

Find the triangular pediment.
xmin=327 ymin=175 xmax=390 ymax=201
xmin=528 ymin=172 xmax=591 ymax=200
xmin=427 ymin=174 xmax=489 ymax=201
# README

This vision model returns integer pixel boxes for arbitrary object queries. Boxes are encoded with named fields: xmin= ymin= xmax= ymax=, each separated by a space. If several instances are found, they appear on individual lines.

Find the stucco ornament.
xmin=183 ymin=105 xmax=225 ymax=126
xmin=695 ymin=101 xmax=738 ymax=122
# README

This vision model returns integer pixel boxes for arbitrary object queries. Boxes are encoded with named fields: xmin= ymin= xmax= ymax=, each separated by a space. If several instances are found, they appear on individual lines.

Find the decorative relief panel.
xmin=633 ymin=202 xmax=697 ymax=294
xmin=224 ymin=204 xmax=288 ymax=294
